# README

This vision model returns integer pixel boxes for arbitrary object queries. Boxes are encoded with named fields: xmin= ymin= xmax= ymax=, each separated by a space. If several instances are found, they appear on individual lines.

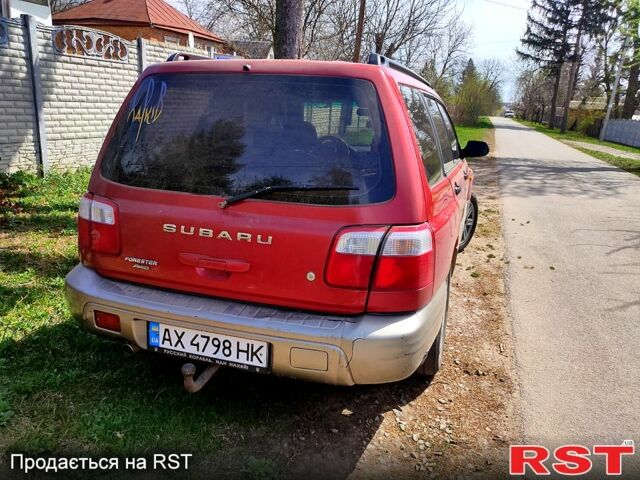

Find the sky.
xmin=457 ymin=0 xmax=531 ymax=100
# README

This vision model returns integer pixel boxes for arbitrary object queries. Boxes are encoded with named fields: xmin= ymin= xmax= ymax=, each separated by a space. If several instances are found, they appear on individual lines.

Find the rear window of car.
xmin=100 ymin=73 xmax=395 ymax=206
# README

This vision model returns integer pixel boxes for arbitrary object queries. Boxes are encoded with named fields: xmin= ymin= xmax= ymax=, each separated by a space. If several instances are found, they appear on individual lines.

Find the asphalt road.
xmin=492 ymin=117 xmax=640 ymax=474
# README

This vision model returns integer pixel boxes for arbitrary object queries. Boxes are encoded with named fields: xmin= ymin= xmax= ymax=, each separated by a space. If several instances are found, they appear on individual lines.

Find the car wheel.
xmin=458 ymin=193 xmax=478 ymax=253
xmin=415 ymin=274 xmax=450 ymax=377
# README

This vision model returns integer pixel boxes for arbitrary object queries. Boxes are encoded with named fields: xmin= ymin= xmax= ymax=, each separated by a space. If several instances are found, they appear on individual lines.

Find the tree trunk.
xmin=623 ymin=42 xmax=640 ymax=118
xmin=549 ymin=69 xmax=562 ymax=129
xmin=352 ymin=0 xmax=366 ymax=63
xmin=274 ymin=0 xmax=304 ymax=59
xmin=374 ymin=33 xmax=384 ymax=54
xmin=560 ymin=24 xmax=583 ymax=133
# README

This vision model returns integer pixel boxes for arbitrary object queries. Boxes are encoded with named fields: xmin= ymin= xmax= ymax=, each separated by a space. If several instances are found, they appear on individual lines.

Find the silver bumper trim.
xmin=65 ymin=264 xmax=446 ymax=385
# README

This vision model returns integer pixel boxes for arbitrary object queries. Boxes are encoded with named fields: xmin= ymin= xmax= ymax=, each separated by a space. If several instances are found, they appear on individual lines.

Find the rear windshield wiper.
xmin=219 ymin=185 xmax=359 ymax=208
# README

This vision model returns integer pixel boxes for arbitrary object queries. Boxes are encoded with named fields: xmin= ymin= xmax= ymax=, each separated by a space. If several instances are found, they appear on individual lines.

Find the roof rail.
xmin=166 ymin=52 xmax=212 ymax=62
xmin=367 ymin=53 xmax=431 ymax=88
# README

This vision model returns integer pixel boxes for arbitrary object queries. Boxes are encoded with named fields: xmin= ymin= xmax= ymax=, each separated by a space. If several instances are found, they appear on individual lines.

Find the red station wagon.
xmin=65 ymin=53 xmax=487 ymax=389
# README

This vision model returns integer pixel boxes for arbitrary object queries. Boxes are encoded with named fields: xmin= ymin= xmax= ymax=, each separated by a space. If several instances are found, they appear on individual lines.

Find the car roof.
xmin=143 ymin=58 xmax=442 ymax=101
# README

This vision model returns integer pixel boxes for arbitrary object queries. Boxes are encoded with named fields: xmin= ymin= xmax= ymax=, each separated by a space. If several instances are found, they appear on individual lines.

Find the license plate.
xmin=147 ymin=322 xmax=270 ymax=373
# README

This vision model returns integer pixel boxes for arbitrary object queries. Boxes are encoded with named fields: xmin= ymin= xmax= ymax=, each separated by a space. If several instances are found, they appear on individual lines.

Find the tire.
xmin=415 ymin=274 xmax=450 ymax=377
xmin=458 ymin=193 xmax=478 ymax=253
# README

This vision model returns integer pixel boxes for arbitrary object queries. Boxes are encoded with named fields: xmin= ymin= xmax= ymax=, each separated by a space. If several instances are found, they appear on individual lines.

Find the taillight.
xmin=94 ymin=310 xmax=121 ymax=332
xmin=325 ymin=227 xmax=387 ymax=289
xmin=78 ymin=193 xmax=120 ymax=259
xmin=373 ymin=224 xmax=434 ymax=291
xmin=326 ymin=223 xmax=436 ymax=313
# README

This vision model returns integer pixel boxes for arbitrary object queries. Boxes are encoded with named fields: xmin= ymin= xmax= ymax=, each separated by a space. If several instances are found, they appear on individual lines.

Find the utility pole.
xmin=600 ymin=37 xmax=630 ymax=141
xmin=352 ymin=0 xmax=366 ymax=63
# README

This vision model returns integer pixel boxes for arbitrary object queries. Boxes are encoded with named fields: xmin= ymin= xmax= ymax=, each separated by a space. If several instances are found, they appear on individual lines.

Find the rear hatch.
xmin=88 ymin=71 xmax=399 ymax=314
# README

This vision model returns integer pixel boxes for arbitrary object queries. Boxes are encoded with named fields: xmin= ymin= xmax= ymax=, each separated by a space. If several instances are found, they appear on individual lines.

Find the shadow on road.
xmin=498 ymin=157 xmax=637 ymax=199
xmin=493 ymin=119 xmax=639 ymax=200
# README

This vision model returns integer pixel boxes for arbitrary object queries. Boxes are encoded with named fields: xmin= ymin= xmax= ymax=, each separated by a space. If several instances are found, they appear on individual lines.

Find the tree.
xmin=518 ymin=0 xmax=573 ymax=129
xmin=366 ymin=0 xmax=451 ymax=59
xmin=514 ymin=68 xmax=554 ymax=122
xmin=421 ymin=18 xmax=472 ymax=101
xmin=352 ymin=0 xmax=366 ymax=62
xmin=195 ymin=0 xmax=462 ymax=69
xmin=274 ymin=0 xmax=304 ymax=58
xmin=49 ymin=0 xmax=89 ymax=13
xmin=578 ymin=53 xmax=604 ymax=101
xmin=594 ymin=14 xmax=622 ymax=107
xmin=450 ymin=59 xmax=502 ymax=125
xmin=622 ymin=0 xmax=640 ymax=118
xmin=559 ymin=0 xmax=614 ymax=133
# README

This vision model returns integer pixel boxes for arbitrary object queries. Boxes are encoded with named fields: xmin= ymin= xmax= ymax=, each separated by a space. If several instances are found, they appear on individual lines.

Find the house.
xmin=52 ymin=0 xmax=224 ymax=55
xmin=230 ymin=40 xmax=273 ymax=59
xmin=1 ymin=0 xmax=52 ymax=25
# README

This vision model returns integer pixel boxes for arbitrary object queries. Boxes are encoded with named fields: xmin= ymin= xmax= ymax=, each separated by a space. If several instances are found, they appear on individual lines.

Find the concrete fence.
xmin=0 ymin=15 xmax=206 ymax=174
xmin=602 ymin=118 xmax=640 ymax=149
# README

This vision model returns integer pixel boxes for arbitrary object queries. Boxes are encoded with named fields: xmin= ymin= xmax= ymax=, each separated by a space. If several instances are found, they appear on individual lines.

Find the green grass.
xmin=456 ymin=116 xmax=494 ymax=147
xmin=516 ymin=118 xmax=640 ymax=155
xmin=244 ymin=457 xmax=280 ymax=480
xmin=516 ymin=119 xmax=640 ymax=177
xmin=573 ymin=147 xmax=640 ymax=177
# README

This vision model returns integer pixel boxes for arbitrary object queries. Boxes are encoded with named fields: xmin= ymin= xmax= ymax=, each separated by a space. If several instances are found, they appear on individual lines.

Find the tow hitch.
xmin=181 ymin=363 xmax=220 ymax=393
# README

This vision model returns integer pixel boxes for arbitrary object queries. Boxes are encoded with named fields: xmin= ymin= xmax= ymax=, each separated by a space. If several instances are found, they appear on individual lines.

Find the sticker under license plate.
xmin=148 ymin=322 xmax=270 ymax=373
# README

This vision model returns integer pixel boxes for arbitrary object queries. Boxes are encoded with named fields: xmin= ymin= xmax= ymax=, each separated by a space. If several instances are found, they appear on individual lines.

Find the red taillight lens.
xmin=325 ymin=227 xmax=387 ymax=289
xmin=94 ymin=310 xmax=121 ymax=332
xmin=373 ymin=224 xmax=434 ymax=291
xmin=78 ymin=193 xmax=120 ymax=257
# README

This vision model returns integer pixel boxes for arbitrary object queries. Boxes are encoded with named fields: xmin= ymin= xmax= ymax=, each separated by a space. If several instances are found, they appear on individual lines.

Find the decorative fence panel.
xmin=602 ymin=119 xmax=640 ymax=149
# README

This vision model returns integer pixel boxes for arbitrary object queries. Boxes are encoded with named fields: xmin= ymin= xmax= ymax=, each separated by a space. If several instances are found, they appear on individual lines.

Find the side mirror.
xmin=461 ymin=140 xmax=489 ymax=158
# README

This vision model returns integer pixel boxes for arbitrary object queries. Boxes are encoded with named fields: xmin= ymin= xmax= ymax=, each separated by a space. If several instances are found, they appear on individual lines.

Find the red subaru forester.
xmin=65 ymin=53 xmax=487 ymax=386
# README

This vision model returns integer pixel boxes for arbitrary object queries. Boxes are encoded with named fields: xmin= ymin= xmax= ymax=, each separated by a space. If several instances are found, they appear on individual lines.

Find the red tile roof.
xmin=53 ymin=0 xmax=224 ymax=43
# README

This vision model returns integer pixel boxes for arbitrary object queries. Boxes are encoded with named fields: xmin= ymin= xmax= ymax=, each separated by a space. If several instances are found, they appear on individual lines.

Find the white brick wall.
xmin=144 ymin=40 xmax=207 ymax=66
xmin=36 ymin=24 xmax=140 ymax=171
xmin=0 ymin=18 xmax=39 ymax=173
xmin=0 ymin=19 xmax=217 ymax=174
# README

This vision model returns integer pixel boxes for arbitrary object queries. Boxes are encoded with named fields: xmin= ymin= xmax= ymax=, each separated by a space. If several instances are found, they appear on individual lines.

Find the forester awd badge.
xmin=124 ymin=256 xmax=158 ymax=270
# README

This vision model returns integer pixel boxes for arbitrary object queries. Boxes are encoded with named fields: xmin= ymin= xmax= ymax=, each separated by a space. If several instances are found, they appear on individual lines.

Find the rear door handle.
xmin=179 ymin=253 xmax=250 ymax=273
xmin=454 ymin=182 xmax=462 ymax=195
xmin=463 ymin=170 xmax=469 ymax=180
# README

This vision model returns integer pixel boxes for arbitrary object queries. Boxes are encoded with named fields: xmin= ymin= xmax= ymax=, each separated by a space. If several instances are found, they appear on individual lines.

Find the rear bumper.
xmin=65 ymin=264 xmax=447 ymax=385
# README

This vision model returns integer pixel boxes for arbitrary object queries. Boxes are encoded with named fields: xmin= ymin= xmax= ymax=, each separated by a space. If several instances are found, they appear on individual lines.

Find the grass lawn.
xmin=572 ymin=147 xmax=640 ymax=177
xmin=515 ymin=119 xmax=640 ymax=177
xmin=456 ymin=116 xmax=494 ymax=147
xmin=515 ymin=118 xmax=640 ymax=154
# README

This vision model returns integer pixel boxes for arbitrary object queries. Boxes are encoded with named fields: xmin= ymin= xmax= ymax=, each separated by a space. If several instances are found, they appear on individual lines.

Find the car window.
xmin=424 ymin=96 xmax=457 ymax=173
xmin=305 ymin=102 xmax=374 ymax=151
xmin=100 ymin=73 xmax=395 ymax=206
xmin=399 ymin=85 xmax=443 ymax=185
xmin=436 ymin=102 xmax=460 ymax=163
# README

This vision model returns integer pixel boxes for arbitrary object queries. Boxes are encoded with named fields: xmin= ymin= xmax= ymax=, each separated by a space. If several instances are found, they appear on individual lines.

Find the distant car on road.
xmin=504 ymin=110 xmax=515 ymax=118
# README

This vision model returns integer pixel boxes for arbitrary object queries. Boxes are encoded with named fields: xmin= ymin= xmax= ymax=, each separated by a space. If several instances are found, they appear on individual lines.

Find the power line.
xmin=477 ymin=0 xmax=528 ymax=11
